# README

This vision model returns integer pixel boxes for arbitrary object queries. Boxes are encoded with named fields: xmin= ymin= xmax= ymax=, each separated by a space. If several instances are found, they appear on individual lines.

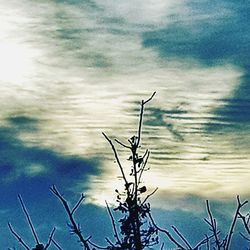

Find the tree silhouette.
xmin=8 ymin=93 xmax=250 ymax=250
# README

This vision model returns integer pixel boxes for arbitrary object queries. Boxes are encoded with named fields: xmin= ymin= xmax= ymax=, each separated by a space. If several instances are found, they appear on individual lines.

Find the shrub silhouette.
xmin=8 ymin=93 xmax=250 ymax=249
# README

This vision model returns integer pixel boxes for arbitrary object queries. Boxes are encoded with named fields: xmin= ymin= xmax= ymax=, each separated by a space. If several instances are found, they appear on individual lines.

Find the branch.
xmin=88 ymin=240 xmax=109 ymax=249
xmin=115 ymin=138 xmax=131 ymax=149
xmin=225 ymin=195 xmax=248 ymax=250
xmin=71 ymin=194 xmax=85 ymax=215
xmin=137 ymin=92 xmax=156 ymax=147
xmin=205 ymin=200 xmax=221 ymax=249
xmin=50 ymin=185 xmax=91 ymax=250
xmin=18 ymin=194 xmax=40 ymax=245
xmin=52 ymin=239 xmax=64 ymax=250
xmin=172 ymin=226 xmax=192 ymax=250
xmin=240 ymin=232 xmax=250 ymax=242
xmin=44 ymin=227 xmax=56 ymax=250
xmin=143 ymin=92 xmax=156 ymax=105
xmin=8 ymin=222 xmax=30 ymax=250
xmin=105 ymin=200 xmax=121 ymax=246
xmin=102 ymin=132 xmax=129 ymax=186
xmin=148 ymin=213 xmax=185 ymax=250
xmin=193 ymin=234 xmax=214 ymax=249
xmin=138 ymin=150 xmax=150 ymax=185
xmin=141 ymin=187 xmax=158 ymax=205
xmin=238 ymin=212 xmax=250 ymax=236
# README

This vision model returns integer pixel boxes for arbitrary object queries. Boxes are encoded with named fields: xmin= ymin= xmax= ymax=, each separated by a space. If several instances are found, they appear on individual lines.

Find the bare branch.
xmin=105 ymin=200 xmax=121 ymax=246
xmin=137 ymin=92 xmax=156 ymax=148
xmin=138 ymin=150 xmax=150 ymax=185
xmin=205 ymin=200 xmax=221 ymax=249
xmin=50 ymin=185 xmax=91 ymax=250
xmin=102 ymin=132 xmax=129 ymax=186
xmin=172 ymin=226 xmax=192 ymax=250
xmin=143 ymin=92 xmax=156 ymax=106
xmin=71 ymin=194 xmax=85 ymax=215
xmin=8 ymin=222 xmax=30 ymax=250
xmin=239 ymin=212 xmax=250 ymax=236
xmin=44 ymin=227 xmax=56 ymax=250
xmin=52 ymin=239 xmax=64 ymax=250
xmin=18 ymin=194 xmax=40 ymax=245
xmin=148 ymin=213 xmax=185 ymax=250
xmin=240 ymin=232 xmax=250 ymax=242
xmin=193 ymin=234 xmax=213 ymax=249
xmin=141 ymin=187 xmax=158 ymax=205
xmin=115 ymin=138 xmax=131 ymax=149
xmin=105 ymin=237 xmax=116 ymax=247
xmin=225 ymin=195 xmax=248 ymax=250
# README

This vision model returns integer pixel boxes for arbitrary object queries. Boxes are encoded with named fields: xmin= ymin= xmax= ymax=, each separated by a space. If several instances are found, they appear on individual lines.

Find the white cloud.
xmin=94 ymin=0 xmax=185 ymax=27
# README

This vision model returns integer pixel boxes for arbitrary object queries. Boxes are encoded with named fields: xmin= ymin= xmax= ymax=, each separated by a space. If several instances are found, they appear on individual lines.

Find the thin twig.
xmin=50 ymin=185 xmax=91 ymax=250
xmin=160 ymin=242 xmax=164 ymax=250
xmin=193 ymin=234 xmax=213 ymax=249
xmin=105 ymin=237 xmax=116 ymax=247
xmin=205 ymin=200 xmax=221 ymax=249
xmin=88 ymin=240 xmax=109 ymax=249
xmin=105 ymin=200 xmax=121 ymax=246
xmin=44 ymin=227 xmax=56 ymax=249
xmin=115 ymin=139 xmax=131 ymax=149
xmin=172 ymin=226 xmax=192 ymax=250
xmin=142 ymin=187 xmax=158 ymax=205
xmin=148 ymin=213 xmax=185 ymax=250
xmin=8 ymin=222 xmax=30 ymax=250
xmin=138 ymin=150 xmax=150 ymax=185
xmin=52 ymin=239 xmax=64 ymax=250
xmin=102 ymin=132 xmax=129 ymax=186
xmin=238 ymin=212 xmax=250 ymax=236
xmin=225 ymin=195 xmax=248 ymax=250
xmin=137 ymin=92 xmax=156 ymax=148
xmin=18 ymin=194 xmax=40 ymax=245
xmin=71 ymin=194 xmax=85 ymax=215
xmin=143 ymin=92 xmax=156 ymax=105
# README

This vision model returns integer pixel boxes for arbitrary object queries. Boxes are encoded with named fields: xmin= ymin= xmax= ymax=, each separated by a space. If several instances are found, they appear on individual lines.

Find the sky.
xmin=0 ymin=0 xmax=250 ymax=249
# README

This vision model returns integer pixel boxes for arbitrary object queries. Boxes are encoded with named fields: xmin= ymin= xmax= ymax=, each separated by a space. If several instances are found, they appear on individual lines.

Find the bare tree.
xmin=102 ymin=92 xmax=159 ymax=250
xmin=8 ymin=93 xmax=250 ymax=250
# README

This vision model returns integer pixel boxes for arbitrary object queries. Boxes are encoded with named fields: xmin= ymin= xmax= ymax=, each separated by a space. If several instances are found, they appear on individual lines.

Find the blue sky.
xmin=0 ymin=0 xmax=250 ymax=248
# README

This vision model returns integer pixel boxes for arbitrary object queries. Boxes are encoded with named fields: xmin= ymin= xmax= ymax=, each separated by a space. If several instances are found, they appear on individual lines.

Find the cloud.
xmin=142 ymin=0 xmax=250 ymax=126
xmin=142 ymin=0 xmax=250 ymax=67
xmin=0 ymin=115 xmax=100 ymax=188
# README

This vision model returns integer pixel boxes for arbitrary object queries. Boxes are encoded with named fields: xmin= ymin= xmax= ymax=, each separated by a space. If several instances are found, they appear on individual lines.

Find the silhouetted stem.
xmin=8 ymin=222 xmax=30 ymax=250
xmin=225 ymin=195 xmax=248 ymax=250
xmin=148 ymin=213 xmax=185 ymax=250
xmin=44 ymin=227 xmax=56 ymax=249
xmin=71 ymin=194 xmax=85 ymax=215
xmin=18 ymin=194 xmax=40 ymax=245
xmin=50 ymin=185 xmax=91 ymax=250
xmin=105 ymin=201 xmax=121 ymax=246
xmin=141 ymin=188 xmax=158 ymax=205
xmin=52 ymin=239 xmax=64 ymax=250
xmin=239 ymin=212 xmax=250 ymax=236
xmin=137 ymin=92 xmax=156 ymax=147
xmin=138 ymin=150 xmax=150 ymax=185
xmin=102 ymin=132 xmax=129 ymax=186
xmin=115 ymin=138 xmax=131 ymax=149
xmin=172 ymin=226 xmax=192 ymax=250
xmin=193 ymin=234 xmax=213 ymax=249
xmin=205 ymin=200 xmax=221 ymax=249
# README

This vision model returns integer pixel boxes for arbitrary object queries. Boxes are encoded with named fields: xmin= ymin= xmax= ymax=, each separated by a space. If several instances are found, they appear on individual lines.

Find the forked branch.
xmin=50 ymin=185 xmax=91 ymax=250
